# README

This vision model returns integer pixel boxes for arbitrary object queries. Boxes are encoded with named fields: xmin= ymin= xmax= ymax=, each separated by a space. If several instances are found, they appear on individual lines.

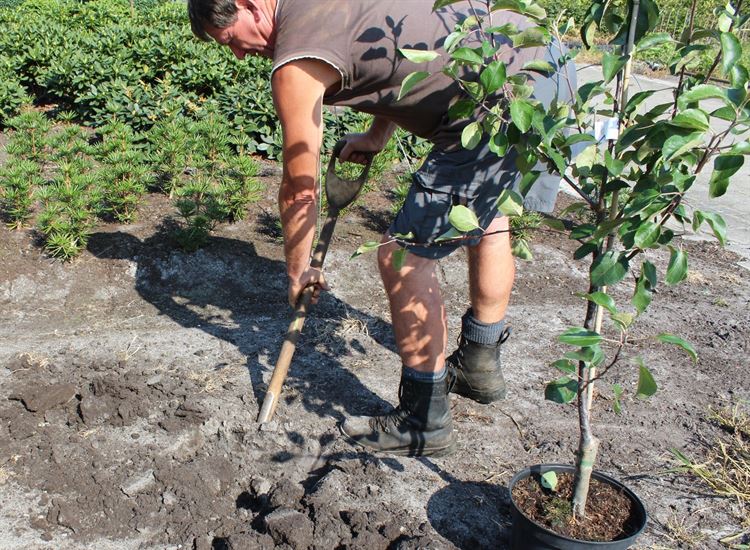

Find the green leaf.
xmin=433 ymin=0 xmax=464 ymax=8
xmin=486 ymin=23 xmax=520 ymax=36
xmin=612 ymin=384 xmax=623 ymax=415
xmin=559 ymin=327 xmax=602 ymax=347
xmin=448 ymin=204 xmax=480 ymax=232
xmin=522 ymin=59 xmax=555 ymax=76
xmin=545 ymin=376 xmax=578 ymax=404
xmin=399 ymin=48 xmax=440 ymax=63
xmin=575 ymin=243 xmax=599 ymax=262
xmin=604 ymin=150 xmax=625 ymax=176
xmin=510 ymin=99 xmax=535 ymax=133
xmin=634 ymin=221 xmax=660 ymax=249
xmin=551 ymin=359 xmax=576 ymax=374
xmin=480 ymin=60 xmax=507 ymax=94
xmin=574 ymin=144 xmax=598 ymax=175
xmin=512 ymin=238 xmax=533 ymax=260
xmin=435 ymin=227 xmax=463 ymax=241
xmin=563 ymin=345 xmax=604 ymax=366
xmin=708 ymin=155 xmax=743 ymax=198
xmin=727 ymin=86 xmax=747 ymax=108
xmin=392 ymin=247 xmax=408 ymax=271
xmin=518 ymin=171 xmax=540 ymax=195
xmin=540 ymin=471 xmax=558 ymax=491
xmin=729 ymin=141 xmax=750 ymax=155
xmin=351 ymin=241 xmax=380 ymax=259
xmin=602 ymin=53 xmax=628 ymax=84
xmin=636 ymin=362 xmax=658 ymax=399
xmin=731 ymin=64 xmax=749 ymax=88
xmin=497 ymin=189 xmax=524 ymax=217
xmin=665 ymin=246 xmax=688 ymax=285
xmin=632 ymin=272 xmax=653 ymax=315
xmin=451 ymin=47 xmax=483 ymax=65
xmin=492 ymin=0 xmax=546 ymax=20
xmin=611 ymin=312 xmax=634 ymax=330
xmin=663 ymin=132 xmax=704 ymax=162
xmin=692 ymin=211 xmax=727 ymax=246
xmin=443 ymin=31 xmax=468 ymax=53
xmin=511 ymin=27 xmax=550 ymax=48
xmin=488 ymin=132 xmax=508 ymax=156
xmin=718 ymin=2 xmax=736 ymax=32
xmin=461 ymin=121 xmax=483 ymax=150
xmin=642 ymin=260 xmax=657 ymax=287
xmin=656 ymin=333 xmax=698 ymax=362
xmin=542 ymin=217 xmax=566 ymax=232
xmin=398 ymin=71 xmax=430 ymax=101
xmin=392 ymin=231 xmax=415 ymax=240
xmin=448 ymin=99 xmax=476 ymax=121
xmin=581 ymin=19 xmax=597 ymax=49
xmin=636 ymin=32 xmax=673 ymax=52
xmin=624 ymin=90 xmax=657 ymax=117
xmin=563 ymin=133 xmax=597 ymax=148
xmin=677 ymin=85 xmax=726 ymax=110
xmin=720 ymin=32 xmax=742 ymax=76
xmin=590 ymin=250 xmax=629 ymax=286
xmin=669 ymin=109 xmax=710 ymax=131
xmin=584 ymin=291 xmax=617 ymax=314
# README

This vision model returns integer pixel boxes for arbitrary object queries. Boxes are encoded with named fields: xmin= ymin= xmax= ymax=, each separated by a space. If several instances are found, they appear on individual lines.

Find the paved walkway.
xmin=575 ymin=66 xmax=750 ymax=269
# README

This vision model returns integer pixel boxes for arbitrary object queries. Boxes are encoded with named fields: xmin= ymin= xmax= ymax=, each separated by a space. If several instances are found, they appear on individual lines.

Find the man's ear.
xmin=235 ymin=0 xmax=257 ymax=17
xmin=235 ymin=0 xmax=252 ymax=11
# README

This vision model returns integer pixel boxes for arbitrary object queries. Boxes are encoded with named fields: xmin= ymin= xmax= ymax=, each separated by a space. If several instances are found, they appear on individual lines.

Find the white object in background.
xmin=595 ymin=117 xmax=620 ymax=141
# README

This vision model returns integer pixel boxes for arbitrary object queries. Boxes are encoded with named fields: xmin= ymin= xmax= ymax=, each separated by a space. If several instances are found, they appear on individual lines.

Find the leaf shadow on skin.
xmin=87 ymin=225 xmax=396 ymax=423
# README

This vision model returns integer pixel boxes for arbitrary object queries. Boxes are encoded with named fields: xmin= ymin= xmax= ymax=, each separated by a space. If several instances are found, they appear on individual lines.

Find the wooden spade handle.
xmin=257 ymin=211 xmax=339 ymax=423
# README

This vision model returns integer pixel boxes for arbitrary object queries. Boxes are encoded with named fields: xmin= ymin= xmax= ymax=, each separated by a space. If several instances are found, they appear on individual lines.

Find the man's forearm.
xmin=369 ymin=117 xmax=397 ymax=146
xmin=279 ymin=179 xmax=317 ymax=279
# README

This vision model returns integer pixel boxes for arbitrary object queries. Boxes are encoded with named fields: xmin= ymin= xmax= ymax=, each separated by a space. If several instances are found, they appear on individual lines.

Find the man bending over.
xmin=188 ymin=0 xmax=575 ymax=457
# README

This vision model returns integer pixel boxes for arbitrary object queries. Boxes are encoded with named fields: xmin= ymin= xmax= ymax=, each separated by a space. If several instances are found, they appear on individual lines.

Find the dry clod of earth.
xmin=0 ymin=188 xmax=748 ymax=549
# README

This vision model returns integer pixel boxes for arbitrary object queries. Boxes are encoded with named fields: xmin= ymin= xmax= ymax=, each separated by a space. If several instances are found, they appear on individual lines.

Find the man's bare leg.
xmin=468 ymin=216 xmax=515 ymax=323
xmin=448 ymin=216 xmax=515 ymax=403
xmin=339 ymin=237 xmax=455 ymax=457
xmin=377 ymin=239 xmax=447 ymax=374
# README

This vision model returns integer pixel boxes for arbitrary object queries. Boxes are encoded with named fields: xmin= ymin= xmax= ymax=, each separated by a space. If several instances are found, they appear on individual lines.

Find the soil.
xmin=1 ymin=157 xmax=749 ymax=550
xmin=511 ymin=472 xmax=638 ymax=542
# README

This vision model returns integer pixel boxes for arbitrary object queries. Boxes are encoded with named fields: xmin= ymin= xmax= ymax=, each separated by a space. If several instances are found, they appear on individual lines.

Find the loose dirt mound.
xmin=1 ymin=183 xmax=748 ymax=549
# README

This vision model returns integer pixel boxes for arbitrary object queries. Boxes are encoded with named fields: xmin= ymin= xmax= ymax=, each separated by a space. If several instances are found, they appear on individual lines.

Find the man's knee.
xmin=377 ymin=238 xmax=436 ymax=285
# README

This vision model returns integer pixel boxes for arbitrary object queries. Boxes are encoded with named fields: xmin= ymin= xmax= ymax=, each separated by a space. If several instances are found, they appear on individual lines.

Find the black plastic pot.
xmin=508 ymin=464 xmax=647 ymax=550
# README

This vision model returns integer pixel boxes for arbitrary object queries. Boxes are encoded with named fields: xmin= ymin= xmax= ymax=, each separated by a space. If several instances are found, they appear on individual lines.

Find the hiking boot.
xmin=446 ymin=326 xmax=511 ymax=404
xmin=340 ymin=374 xmax=456 ymax=457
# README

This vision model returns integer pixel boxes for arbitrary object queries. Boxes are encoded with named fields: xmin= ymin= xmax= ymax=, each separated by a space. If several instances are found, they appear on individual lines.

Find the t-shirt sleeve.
xmin=271 ymin=0 xmax=350 ymax=90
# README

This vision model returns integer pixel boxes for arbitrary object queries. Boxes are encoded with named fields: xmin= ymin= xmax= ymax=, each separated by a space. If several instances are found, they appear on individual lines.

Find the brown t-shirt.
xmin=272 ymin=0 xmax=543 ymax=150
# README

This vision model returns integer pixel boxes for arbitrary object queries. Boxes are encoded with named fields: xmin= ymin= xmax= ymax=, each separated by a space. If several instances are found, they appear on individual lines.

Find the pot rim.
xmin=508 ymin=463 xmax=648 ymax=546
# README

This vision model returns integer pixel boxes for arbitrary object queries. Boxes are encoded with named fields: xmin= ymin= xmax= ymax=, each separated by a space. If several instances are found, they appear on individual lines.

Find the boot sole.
xmin=339 ymin=426 xmax=457 ymax=458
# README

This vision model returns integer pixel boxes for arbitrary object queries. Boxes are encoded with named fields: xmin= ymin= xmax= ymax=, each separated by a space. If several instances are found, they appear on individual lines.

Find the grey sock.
xmin=402 ymin=365 xmax=447 ymax=382
xmin=462 ymin=308 xmax=505 ymax=345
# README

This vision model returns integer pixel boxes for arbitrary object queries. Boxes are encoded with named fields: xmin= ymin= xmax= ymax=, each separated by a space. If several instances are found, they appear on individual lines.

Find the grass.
xmin=671 ymin=402 xmax=750 ymax=545
xmin=662 ymin=511 xmax=709 ymax=547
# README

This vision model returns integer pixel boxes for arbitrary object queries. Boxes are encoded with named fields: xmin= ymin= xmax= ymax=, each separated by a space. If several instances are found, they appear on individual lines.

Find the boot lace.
xmin=370 ymin=382 xmax=410 ymax=434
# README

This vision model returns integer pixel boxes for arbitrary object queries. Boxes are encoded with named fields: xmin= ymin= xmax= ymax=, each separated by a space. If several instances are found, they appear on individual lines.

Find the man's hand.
xmin=339 ymin=118 xmax=396 ymax=164
xmin=288 ymin=266 xmax=330 ymax=307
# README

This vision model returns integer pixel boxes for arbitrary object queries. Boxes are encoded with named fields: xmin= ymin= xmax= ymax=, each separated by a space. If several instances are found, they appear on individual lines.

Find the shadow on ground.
xmin=423 ymin=458 xmax=512 ymax=549
xmin=88 ymin=226 xmax=396 ymax=423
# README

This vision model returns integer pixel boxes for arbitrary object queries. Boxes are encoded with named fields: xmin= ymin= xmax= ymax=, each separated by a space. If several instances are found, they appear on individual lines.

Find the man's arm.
xmin=272 ymin=59 xmax=341 ymax=306
xmin=339 ymin=117 xmax=397 ymax=164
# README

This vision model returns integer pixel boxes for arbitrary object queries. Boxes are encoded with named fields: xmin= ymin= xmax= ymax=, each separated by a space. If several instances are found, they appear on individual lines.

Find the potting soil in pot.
xmin=511 ymin=472 xmax=642 ymax=542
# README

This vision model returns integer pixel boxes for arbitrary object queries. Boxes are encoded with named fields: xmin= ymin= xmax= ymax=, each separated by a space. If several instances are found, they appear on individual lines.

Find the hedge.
xmin=0 ymin=0 xmax=382 ymax=159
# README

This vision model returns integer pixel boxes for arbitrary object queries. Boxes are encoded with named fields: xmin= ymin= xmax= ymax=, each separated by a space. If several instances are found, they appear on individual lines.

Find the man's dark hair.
xmin=187 ymin=0 xmax=239 ymax=41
